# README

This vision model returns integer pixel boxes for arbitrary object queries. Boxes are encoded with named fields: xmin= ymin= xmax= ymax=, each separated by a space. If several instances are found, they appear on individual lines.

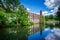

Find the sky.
xmin=20 ymin=0 xmax=60 ymax=16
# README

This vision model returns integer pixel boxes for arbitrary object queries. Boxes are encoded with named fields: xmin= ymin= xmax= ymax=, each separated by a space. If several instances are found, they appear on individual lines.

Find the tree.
xmin=48 ymin=14 xmax=53 ymax=20
xmin=0 ymin=0 xmax=20 ymax=12
xmin=56 ymin=6 xmax=60 ymax=21
xmin=0 ymin=0 xmax=30 ymax=40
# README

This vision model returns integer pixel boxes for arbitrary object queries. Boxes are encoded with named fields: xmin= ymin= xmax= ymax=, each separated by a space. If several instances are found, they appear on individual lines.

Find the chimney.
xmin=39 ymin=10 xmax=43 ymax=35
xmin=40 ymin=10 xmax=42 ymax=16
xmin=40 ymin=10 xmax=42 ymax=19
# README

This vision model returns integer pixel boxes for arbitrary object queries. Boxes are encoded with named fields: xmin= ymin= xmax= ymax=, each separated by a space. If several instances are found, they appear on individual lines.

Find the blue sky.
xmin=20 ymin=0 xmax=50 ymax=13
xmin=20 ymin=0 xmax=60 ymax=16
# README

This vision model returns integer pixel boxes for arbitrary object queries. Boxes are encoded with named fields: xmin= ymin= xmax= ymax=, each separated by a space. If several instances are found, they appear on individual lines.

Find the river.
xmin=28 ymin=23 xmax=60 ymax=40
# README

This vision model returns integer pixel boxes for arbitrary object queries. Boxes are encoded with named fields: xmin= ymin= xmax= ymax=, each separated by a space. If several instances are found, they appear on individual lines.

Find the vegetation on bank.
xmin=0 ymin=0 xmax=33 ymax=40
xmin=56 ymin=6 xmax=60 ymax=21
xmin=39 ymin=6 xmax=60 ymax=35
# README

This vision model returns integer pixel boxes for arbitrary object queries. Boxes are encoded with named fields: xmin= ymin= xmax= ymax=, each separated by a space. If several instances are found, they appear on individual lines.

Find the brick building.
xmin=28 ymin=12 xmax=40 ymax=23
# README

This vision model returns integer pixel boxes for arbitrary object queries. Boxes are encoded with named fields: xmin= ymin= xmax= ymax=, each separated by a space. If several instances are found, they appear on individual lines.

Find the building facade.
xmin=28 ymin=12 xmax=40 ymax=23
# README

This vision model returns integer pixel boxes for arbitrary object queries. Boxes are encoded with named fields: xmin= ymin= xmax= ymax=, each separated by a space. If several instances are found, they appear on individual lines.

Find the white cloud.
xmin=35 ymin=11 xmax=49 ymax=16
xmin=44 ymin=0 xmax=60 ymax=15
xmin=50 ymin=6 xmax=58 ymax=15
xmin=53 ymin=6 xmax=58 ymax=14
xmin=44 ymin=0 xmax=55 ymax=8
xmin=50 ymin=10 xmax=54 ymax=12
xmin=44 ymin=0 xmax=60 ymax=8
xmin=31 ymin=11 xmax=35 ymax=13
xmin=42 ymin=11 xmax=55 ymax=16
xmin=26 ymin=8 xmax=30 ymax=11
xmin=43 ymin=11 xmax=48 ymax=13
xmin=36 ymin=13 xmax=40 ymax=14
xmin=35 ymin=11 xmax=50 ymax=16
xmin=35 ymin=10 xmax=56 ymax=16
xmin=42 ymin=11 xmax=50 ymax=16
xmin=50 ymin=10 xmax=54 ymax=15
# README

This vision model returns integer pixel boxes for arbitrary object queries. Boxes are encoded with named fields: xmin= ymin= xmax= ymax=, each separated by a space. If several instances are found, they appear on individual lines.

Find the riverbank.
xmin=46 ymin=20 xmax=59 ymax=24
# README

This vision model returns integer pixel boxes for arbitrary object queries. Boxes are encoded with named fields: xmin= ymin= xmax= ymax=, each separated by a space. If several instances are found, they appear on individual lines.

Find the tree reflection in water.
xmin=28 ymin=23 xmax=60 ymax=40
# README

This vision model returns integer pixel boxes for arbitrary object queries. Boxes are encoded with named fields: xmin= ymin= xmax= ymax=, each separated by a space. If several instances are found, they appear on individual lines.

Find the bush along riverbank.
xmin=0 ymin=0 xmax=33 ymax=40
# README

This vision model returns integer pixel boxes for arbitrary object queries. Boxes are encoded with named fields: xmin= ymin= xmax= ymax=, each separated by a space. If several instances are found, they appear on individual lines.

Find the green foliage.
xmin=0 ymin=0 xmax=30 ymax=40
xmin=29 ymin=22 xmax=34 ymax=25
xmin=0 ymin=0 xmax=20 ymax=12
xmin=0 ymin=26 xmax=29 ymax=40
xmin=48 ymin=14 xmax=54 ymax=20
xmin=0 ymin=11 xmax=7 ymax=28
xmin=56 ymin=6 xmax=60 ymax=21
xmin=39 ymin=16 xmax=45 ymax=24
xmin=45 ymin=16 xmax=48 ymax=21
xmin=44 ymin=15 xmax=57 ymax=21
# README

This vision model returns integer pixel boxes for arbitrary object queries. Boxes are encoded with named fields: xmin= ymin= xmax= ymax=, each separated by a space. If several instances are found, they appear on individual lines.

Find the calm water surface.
xmin=28 ymin=23 xmax=60 ymax=40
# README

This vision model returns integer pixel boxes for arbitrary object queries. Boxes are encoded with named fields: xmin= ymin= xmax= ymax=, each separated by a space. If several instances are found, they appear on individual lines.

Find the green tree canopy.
xmin=0 ymin=0 xmax=30 ymax=40
xmin=56 ymin=6 xmax=60 ymax=21
xmin=0 ymin=0 xmax=20 ymax=12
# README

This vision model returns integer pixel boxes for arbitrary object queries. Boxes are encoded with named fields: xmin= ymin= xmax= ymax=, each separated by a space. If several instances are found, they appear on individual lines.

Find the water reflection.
xmin=0 ymin=26 xmax=29 ymax=40
xmin=46 ymin=23 xmax=60 ymax=29
xmin=29 ymin=24 xmax=40 ymax=34
xmin=1 ymin=23 xmax=60 ymax=40
xmin=28 ymin=23 xmax=60 ymax=40
xmin=45 ymin=28 xmax=60 ymax=40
